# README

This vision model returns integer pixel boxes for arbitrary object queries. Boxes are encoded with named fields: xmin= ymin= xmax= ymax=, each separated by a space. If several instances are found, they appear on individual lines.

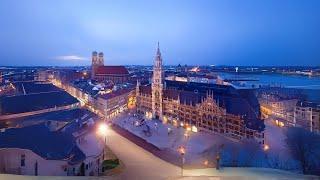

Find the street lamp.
xmin=184 ymin=132 xmax=189 ymax=139
xmin=98 ymin=122 xmax=108 ymax=144
xmin=97 ymin=122 xmax=109 ymax=175
xmin=178 ymin=146 xmax=186 ymax=177
xmin=204 ymin=160 xmax=209 ymax=167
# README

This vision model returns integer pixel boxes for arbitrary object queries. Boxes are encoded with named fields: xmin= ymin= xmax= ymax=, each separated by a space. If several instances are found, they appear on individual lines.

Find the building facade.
xmin=0 ymin=124 xmax=85 ymax=176
xmin=0 ymin=148 xmax=77 ymax=176
xmin=91 ymin=51 xmax=129 ymax=84
xmin=151 ymin=43 xmax=164 ymax=120
xmin=294 ymin=101 xmax=320 ymax=133
xmin=96 ymin=88 xmax=136 ymax=119
xmin=259 ymin=93 xmax=298 ymax=126
xmin=91 ymin=51 xmax=104 ymax=79
xmin=136 ymin=44 xmax=265 ymax=143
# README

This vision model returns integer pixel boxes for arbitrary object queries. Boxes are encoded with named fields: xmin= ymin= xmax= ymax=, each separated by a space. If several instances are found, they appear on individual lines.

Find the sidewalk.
xmin=181 ymin=167 xmax=318 ymax=179
xmin=111 ymin=124 xmax=180 ymax=166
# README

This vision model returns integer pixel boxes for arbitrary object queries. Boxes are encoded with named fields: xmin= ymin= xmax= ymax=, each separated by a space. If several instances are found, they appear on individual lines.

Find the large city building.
xmin=91 ymin=51 xmax=129 ymax=84
xmin=294 ymin=101 xmax=320 ymax=133
xmin=259 ymin=93 xmax=298 ymax=126
xmin=136 ymin=44 xmax=265 ymax=143
xmin=0 ymin=82 xmax=79 ymax=120
xmin=0 ymin=108 xmax=104 ymax=176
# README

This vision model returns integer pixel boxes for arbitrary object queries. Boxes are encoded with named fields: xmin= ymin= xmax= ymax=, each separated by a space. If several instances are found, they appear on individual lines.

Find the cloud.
xmin=53 ymin=55 xmax=88 ymax=61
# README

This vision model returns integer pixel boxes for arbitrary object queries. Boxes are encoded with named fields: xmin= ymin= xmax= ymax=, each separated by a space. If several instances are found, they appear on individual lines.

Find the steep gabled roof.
xmin=95 ymin=66 xmax=129 ymax=75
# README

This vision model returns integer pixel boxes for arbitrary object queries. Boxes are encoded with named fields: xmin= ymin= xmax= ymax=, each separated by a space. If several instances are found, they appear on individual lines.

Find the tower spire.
xmin=152 ymin=42 xmax=164 ymax=121
xmin=154 ymin=42 xmax=162 ymax=68
xmin=157 ymin=41 xmax=161 ymax=56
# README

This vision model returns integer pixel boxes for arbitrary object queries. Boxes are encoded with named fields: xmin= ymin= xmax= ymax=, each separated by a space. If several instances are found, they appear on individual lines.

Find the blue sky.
xmin=0 ymin=0 xmax=319 ymax=66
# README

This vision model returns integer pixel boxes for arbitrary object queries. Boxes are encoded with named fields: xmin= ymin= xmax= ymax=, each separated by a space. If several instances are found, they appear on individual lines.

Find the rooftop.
xmin=0 ymin=123 xmax=85 ymax=164
xmin=8 ymin=108 xmax=96 ymax=127
xmin=0 ymin=91 xmax=79 ymax=115
xmin=297 ymin=101 xmax=320 ymax=108
xmin=14 ymin=81 xmax=61 ymax=94
xmin=95 ymin=66 xmax=129 ymax=75
xmin=98 ymin=87 xmax=134 ymax=100
xmin=72 ymin=80 xmax=100 ymax=96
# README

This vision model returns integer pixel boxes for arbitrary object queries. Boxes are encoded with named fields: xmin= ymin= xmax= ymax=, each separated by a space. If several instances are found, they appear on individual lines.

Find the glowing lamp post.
xmin=98 ymin=123 xmax=108 ymax=142
xmin=204 ymin=160 xmax=209 ymax=167
xmin=178 ymin=146 xmax=186 ymax=177
xmin=97 ymin=122 xmax=109 ymax=174
xmin=263 ymin=144 xmax=270 ymax=151
xmin=184 ymin=132 xmax=189 ymax=139
xmin=97 ymin=122 xmax=109 ymax=156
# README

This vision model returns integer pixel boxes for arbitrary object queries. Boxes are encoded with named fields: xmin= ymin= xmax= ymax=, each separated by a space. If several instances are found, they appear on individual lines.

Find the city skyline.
xmin=0 ymin=0 xmax=320 ymax=66
xmin=1 ymin=1 xmax=320 ymax=179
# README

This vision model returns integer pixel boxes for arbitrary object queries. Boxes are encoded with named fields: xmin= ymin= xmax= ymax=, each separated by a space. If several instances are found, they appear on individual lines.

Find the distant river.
xmin=218 ymin=72 xmax=320 ymax=103
xmin=218 ymin=72 xmax=320 ymax=90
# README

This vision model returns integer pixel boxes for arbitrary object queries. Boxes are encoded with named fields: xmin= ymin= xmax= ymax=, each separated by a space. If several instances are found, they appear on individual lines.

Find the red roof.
xmin=95 ymin=66 xmax=129 ymax=75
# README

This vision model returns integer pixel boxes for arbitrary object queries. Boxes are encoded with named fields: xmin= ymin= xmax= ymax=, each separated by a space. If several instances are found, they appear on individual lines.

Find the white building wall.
xmin=0 ymin=148 xmax=70 ymax=176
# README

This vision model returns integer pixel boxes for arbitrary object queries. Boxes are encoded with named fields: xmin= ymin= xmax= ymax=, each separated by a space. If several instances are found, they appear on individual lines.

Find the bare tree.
xmin=285 ymin=127 xmax=320 ymax=174
xmin=201 ymin=143 xmax=224 ymax=167
xmin=241 ymin=139 xmax=262 ymax=167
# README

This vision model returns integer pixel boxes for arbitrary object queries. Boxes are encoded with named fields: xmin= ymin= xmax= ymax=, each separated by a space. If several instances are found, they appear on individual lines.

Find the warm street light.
xmin=178 ymin=146 xmax=186 ymax=155
xmin=204 ymin=160 xmax=209 ymax=166
xmin=184 ymin=132 xmax=189 ymax=139
xmin=97 ymin=122 xmax=109 ymax=145
xmin=180 ymin=122 xmax=184 ymax=127
xmin=191 ymin=125 xmax=198 ymax=132
xmin=178 ymin=146 xmax=186 ymax=177
xmin=263 ymin=144 xmax=270 ymax=151
xmin=98 ymin=123 xmax=108 ymax=136
xmin=97 ymin=122 xmax=109 ymax=174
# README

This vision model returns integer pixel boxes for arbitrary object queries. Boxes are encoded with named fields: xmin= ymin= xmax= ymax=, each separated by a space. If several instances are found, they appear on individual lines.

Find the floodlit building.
xmin=294 ymin=101 xmax=320 ymax=133
xmin=91 ymin=51 xmax=129 ymax=84
xmin=136 ymin=44 xmax=265 ymax=143
xmin=259 ymin=93 xmax=298 ymax=126
xmin=96 ymin=88 xmax=136 ymax=119
xmin=34 ymin=70 xmax=54 ymax=82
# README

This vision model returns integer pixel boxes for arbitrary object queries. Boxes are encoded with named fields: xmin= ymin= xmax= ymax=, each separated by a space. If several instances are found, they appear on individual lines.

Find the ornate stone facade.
xmin=136 ymin=44 xmax=265 ymax=143
xmin=151 ymin=42 xmax=164 ymax=120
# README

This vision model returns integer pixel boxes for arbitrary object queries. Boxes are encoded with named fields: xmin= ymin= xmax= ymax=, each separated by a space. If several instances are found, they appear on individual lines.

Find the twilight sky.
xmin=0 ymin=0 xmax=319 ymax=66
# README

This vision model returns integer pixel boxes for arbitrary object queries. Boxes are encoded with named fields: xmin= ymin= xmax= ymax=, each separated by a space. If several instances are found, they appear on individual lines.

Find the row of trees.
xmin=202 ymin=127 xmax=320 ymax=175
xmin=285 ymin=127 xmax=320 ymax=175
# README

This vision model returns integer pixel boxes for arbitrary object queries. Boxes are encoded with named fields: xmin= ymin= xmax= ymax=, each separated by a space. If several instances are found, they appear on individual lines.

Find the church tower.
xmin=97 ymin=52 xmax=104 ymax=65
xmin=91 ymin=51 xmax=104 ymax=79
xmin=152 ymin=42 xmax=164 ymax=120
xmin=91 ymin=51 xmax=98 ymax=79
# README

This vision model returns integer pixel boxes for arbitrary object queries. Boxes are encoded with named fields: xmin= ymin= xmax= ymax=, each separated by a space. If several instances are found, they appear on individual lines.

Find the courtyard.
xmin=110 ymin=112 xmax=301 ymax=172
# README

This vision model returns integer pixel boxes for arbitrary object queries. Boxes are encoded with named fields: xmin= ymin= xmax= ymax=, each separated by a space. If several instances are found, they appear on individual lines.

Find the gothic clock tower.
xmin=152 ymin=42 xmax=164 ymax=120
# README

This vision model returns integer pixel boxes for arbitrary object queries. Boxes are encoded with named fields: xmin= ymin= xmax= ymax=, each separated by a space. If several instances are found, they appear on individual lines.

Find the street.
xmin=107 ymin=127 xmax=181 ymax=180
xmin=0 ymin=125 xmax=316 ymax=180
